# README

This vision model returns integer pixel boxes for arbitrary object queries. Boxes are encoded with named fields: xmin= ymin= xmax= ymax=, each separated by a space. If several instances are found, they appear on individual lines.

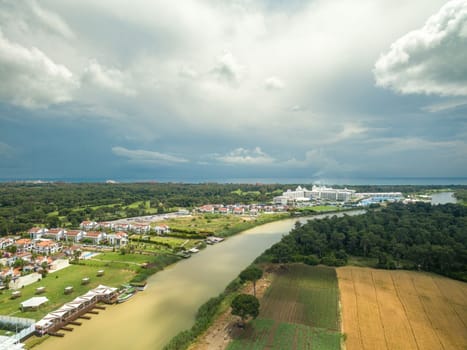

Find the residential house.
xmin=114 ymin=223 xmax=131 ymax=232
xmin=0 ymin=237 xmax=14 ymax=250
xmin=0 ymin=267 xmax=20 ymax=283
xmin=29 ymin=227 xmax=48 ymax=240
xmin=107 ymin=232 xmax=128 ymax=247
xmin=35 ymin=256 xmax=53 ymax=270
xmin=198 ymin=205 xmax=214 ymax=213
xmin=218 ymin=207 xmax=230 ymax=214
xmin=34 ymin=240 xmax=60 ymax=255
xmin=16 ymin=252 xmax=33 ymax=264
xmin=83 ymin=231 xmax=107 ymax=244
xmin=80 ymin=221 xmax=100 ymax=230
xmin=15 ymin=238 xmax=34 ymax=252
xmin=154 ymin=224 xmax=170 ymax=235
xmin=131 ymin=223 xmax=151 ymax=234
xmin=43 ymin=228 xmax=66 ymax=241
xmin=233 ymin=207 xmax=245 ymax=215
xmin=64 ymin=230 xmax=85 ymax=243
xmin=99 ymin=222 xmax=114 ymax=231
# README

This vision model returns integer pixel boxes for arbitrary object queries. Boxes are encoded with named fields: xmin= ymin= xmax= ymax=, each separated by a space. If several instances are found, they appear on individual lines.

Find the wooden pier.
xmin=48 ymin=332 xmax=64 ymax=337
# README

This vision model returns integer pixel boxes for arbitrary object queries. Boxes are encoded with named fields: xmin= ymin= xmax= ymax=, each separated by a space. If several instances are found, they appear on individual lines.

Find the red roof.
xmin=85 ymin=231 xmax=102 ymax=237
xmin=47 ymin=228 xmax=64 ymax=234
xmin=66 ymin=230 xmax=82 ymax=236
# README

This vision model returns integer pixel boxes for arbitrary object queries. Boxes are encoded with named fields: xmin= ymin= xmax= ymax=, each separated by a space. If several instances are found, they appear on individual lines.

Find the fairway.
xmin=228 ymin=264 xmax=341 ymax=350
xmin=337 ymin=266 xmax=467 ymax=350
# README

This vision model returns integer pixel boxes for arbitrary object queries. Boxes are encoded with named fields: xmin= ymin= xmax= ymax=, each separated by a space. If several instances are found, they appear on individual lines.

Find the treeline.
xmin=455 ymin=189 xmax=467 ymax=204
xmin=0 ymin=182 xmax=287 ymax=235
xmin=259 ymin=202 xmax=467 ymax=281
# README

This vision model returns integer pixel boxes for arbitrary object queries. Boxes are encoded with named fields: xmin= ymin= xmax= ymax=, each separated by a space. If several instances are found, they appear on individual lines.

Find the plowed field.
xmin=337 ymin=266 xmax=467 ymax=350
xmin=227 ymin=264 xmax=341 ymax=350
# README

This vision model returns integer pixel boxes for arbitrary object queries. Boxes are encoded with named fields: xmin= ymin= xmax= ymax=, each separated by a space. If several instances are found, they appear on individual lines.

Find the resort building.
xmin=43 ymin=228 xmax=66 ymax=241
xmin=83 ymin=231 xmax=107 ymax=244
xmin=29 ymin=227 xmax=48 ymax=240
xmin=64 ymin=230 xmax=85 ymax=243
xmin=310 ymin=185 xmax=355 ymax=202
xmin=79 ymin=221 xmax=100 ymax=230
xmin=107 ymin=232 xmax=128 ymax=246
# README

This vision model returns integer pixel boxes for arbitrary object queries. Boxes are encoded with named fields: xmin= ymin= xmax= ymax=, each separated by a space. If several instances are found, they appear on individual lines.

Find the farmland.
xmin=227 ymin=264 xmax=341 ymax=350
xmin=338 ymin=266 xmax=467 ymax=350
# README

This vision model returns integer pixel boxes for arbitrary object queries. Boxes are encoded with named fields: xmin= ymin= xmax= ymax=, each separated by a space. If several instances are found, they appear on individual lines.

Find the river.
xmin=38 ymin=211 xmax=363 ymax=350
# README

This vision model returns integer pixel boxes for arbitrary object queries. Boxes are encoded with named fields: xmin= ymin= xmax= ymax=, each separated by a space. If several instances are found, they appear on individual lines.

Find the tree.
xmin=231 ymin=294 xmax=259 ymax=327
xmin=239 ymin=266 xmax=263 ymax=297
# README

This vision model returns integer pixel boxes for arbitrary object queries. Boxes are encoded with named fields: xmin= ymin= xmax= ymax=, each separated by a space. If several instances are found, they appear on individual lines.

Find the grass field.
xmin=227 ymin=264 xmax=341 ymax=350
xmin=337 ymin=266 xmax=467 ymax=350
xmin=0 ymin=264 xmax=134 ymax=320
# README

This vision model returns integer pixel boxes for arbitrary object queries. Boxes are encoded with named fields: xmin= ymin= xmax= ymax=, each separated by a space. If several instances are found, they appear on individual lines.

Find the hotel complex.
xmin=274 ymin=185 xmax=356 ymax=204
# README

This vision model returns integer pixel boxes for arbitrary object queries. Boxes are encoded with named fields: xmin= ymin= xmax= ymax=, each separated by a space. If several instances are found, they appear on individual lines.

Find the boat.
xmin=117 ymin=292 xmax=135 ymax=303
xmin=176 ymin=251 xmax=191 ymax=259
xmin=117 ymin=285 xmax=136 ymax=303
xmin=130 ymin=281 xmax=147 ymax=291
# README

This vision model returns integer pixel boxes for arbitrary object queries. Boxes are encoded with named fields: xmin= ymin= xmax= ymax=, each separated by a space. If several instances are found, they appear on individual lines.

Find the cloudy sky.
xmin=0 ymin=0 xmax=466 ymax=182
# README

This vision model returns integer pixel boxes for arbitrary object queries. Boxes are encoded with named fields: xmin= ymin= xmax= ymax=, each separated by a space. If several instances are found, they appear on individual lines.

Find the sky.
xmin=0 ymin=0 xmax=466 ymax=182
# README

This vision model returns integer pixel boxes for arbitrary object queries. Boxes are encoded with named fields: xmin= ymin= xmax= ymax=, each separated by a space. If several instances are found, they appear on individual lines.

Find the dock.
xmin=48 ymin=332 xmax=64 ymax=337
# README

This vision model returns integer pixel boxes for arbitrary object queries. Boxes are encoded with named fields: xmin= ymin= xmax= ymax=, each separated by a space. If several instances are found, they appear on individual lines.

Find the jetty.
xmin=35 ymin=285 xmax=118 ymax=336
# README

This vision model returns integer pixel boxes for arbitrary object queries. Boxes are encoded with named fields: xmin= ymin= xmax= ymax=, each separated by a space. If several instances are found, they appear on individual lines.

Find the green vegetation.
xmin=239 ymin=266 xmax=263 ymax=296
xmin=455 ymin=189 xmax=467 ymax=205
xmin=259 ymin=202 xmax=467 ymax=281
xmin=228 ymin=264 xmax=341 ymax=350
xmin=0 ymin=265 xmax=133 ymax=320
xmin=0 ymin=182 xmax=291 ymax=234
xmin=231 ymin=294 xmax=260 ymax=324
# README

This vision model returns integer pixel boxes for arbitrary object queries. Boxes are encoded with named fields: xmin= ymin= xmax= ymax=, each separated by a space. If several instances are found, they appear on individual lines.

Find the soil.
xmin=189 ymin=271 xmax=274 ymax=350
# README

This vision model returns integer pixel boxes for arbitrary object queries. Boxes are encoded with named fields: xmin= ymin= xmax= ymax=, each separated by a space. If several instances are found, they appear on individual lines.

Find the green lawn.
xmin=90 ymin=252 xmax=152 ymax=264
xmin=0 ymin=265 xmax=134 ymax=320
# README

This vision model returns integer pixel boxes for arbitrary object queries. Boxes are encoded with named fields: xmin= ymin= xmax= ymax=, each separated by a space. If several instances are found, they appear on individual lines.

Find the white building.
xmin=310 ymin=185 xmax=355 ymax=202
xmin=273 ymin=186 xmax=312 ymax=204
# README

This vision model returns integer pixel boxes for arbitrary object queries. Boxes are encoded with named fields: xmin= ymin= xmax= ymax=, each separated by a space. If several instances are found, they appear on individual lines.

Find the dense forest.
xmin=259 ymin=202 xmax=467 ymax=281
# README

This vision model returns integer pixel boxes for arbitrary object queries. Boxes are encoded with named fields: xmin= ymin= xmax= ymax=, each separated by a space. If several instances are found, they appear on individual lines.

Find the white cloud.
xmin=0 ymin=30 xmax=76 ymax=108
xmin=264 ymin=76 xmax=284 ymax=90
xmin=216 ymin=147 xmax=275 ymax=165
xmin=28 ymin=0 xmax=74 ymax=39
xmin=374 ymin=0 xmax=467 ymax=96
xmin=422 ymin=99 xmax=467 ymax=112
xmin=211 ymin=51 xmax=245 ymax=84
xmin=112 ymin=146 xmax=188 ymax=164
xmin=82 ymin=60 xmax=136 ymax=96
xmin=179 ymin=65 xmax=199 ymax=79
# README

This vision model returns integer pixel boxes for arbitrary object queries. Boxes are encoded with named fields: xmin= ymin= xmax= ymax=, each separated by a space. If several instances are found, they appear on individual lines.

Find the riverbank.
xmin=31 ymin=211 xmax=364 ymax=350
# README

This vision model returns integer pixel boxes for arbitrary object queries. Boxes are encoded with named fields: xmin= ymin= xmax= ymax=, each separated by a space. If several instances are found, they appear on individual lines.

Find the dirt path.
xmin=189 ymin=271 xmax=274 ymax=350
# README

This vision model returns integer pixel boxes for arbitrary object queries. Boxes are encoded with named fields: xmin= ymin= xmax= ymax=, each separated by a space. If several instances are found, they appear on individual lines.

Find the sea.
xmin=1 ymin=177 xmax=467 ymax=185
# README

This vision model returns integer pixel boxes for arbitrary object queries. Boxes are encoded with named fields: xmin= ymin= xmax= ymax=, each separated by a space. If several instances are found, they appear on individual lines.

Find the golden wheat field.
xmin=337 ymin=266 xmax=467 ymax=350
